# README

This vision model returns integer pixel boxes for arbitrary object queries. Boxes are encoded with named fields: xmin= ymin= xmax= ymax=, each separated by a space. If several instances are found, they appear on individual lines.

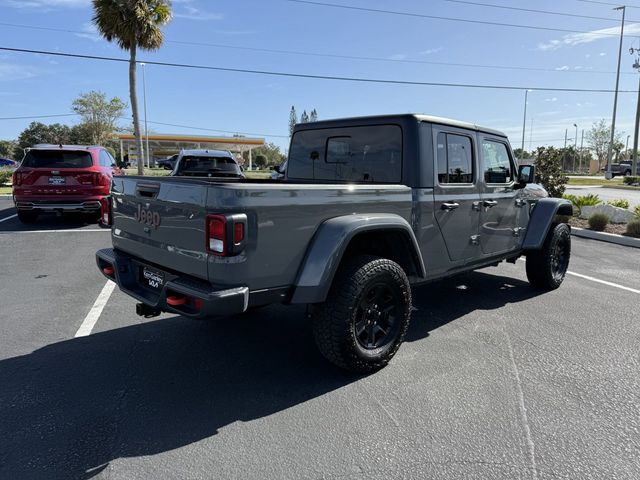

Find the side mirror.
xmin=517 ymin=164 xmax=535 ymax=185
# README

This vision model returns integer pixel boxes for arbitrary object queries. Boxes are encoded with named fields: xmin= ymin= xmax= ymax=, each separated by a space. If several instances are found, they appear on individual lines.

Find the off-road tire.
xmin=526 ymin=223 xmax=571 ymax=290
xmin=17 ymin=210 xmax=38 ymax=224
xmin=312 ymin=255 xmax=412 ymax=373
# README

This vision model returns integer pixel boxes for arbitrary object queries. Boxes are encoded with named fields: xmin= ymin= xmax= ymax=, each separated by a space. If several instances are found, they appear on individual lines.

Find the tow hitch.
xmin=136 ymin=303 xmax=161 ymax=318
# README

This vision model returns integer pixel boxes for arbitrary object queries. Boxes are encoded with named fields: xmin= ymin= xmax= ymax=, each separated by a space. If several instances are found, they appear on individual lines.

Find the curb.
xmin=571 ymin=227 xmax=640 ymax=249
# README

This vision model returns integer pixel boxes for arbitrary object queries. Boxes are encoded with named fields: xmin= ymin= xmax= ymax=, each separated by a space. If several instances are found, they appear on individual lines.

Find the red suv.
xmin=12 ymin=144 xmax=115 ymax=224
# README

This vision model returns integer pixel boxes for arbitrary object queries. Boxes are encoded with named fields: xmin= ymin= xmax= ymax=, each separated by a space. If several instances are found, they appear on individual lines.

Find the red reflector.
xmin=194 ymin=298 xmax=202 ymax=311
xmin=234 ymin=222 xmax=244 ymax=244
xmin=167 ymin=295 xmax=187 ymax=306
xmin=102 ymin=266 xmax=114 ymax=276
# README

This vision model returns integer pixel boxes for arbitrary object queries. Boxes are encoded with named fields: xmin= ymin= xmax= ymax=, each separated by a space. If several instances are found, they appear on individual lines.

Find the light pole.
xmin=606 ymin=5 xmax=626 ymax=179
xmin=574 ymin=124 xmax=578 ymax=172
xmin=564 ymin=128 xmax=568 ymax=148
xmin=580 ymin=129 xmax=584 ymax=173
xmin=521 ymin=89 xmax=531 ymax=155
xmin=140 ymin=62 xmax=150 ymax=168
xmin=631 ymin=48 xmax=640 ymax=175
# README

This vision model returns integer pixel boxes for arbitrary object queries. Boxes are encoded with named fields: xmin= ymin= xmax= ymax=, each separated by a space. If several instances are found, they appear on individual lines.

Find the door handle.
xmin=441 ymin=202 xmax=460 ymax=211
xmin=483 ymin=200 xmax=498 ymax=208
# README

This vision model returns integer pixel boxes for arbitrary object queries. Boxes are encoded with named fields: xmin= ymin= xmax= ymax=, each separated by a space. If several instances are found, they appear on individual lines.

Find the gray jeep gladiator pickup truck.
xmin=96 ymin=114 xmax=572 ymax=372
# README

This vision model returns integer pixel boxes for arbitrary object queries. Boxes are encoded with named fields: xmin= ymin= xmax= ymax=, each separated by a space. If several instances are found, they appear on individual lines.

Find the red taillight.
xmin=100 ymin=197 xmax=112 ymax=226
xmin=12 ymin=172 xmax=21 ymax=186
xmin=234 ymin=222 xmax=244 ymax=244
xmin=93 ymin=172 xmax=102 ymax=186
xmin=207 ymin=214 xmax=227 ymax=255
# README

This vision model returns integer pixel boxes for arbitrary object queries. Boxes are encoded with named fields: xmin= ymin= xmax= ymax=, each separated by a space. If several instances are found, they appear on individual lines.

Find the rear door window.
xmin=436 ymin=133 xmax=474 ymax=184
xmin=288 ymin=125 xmax=402 ymax=183
xmin=22 ymin=150 xmax=93 ymax=168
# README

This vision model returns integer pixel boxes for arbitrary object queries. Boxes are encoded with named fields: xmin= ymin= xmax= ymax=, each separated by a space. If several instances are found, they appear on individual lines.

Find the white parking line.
xmin=0 ymin=214 xmax=17 ymax=223
xmin=0 ymin=228 xmax=108 ymax=234
xmin=516 ymin=258 xmax=639 ymax=294
xmin=566 ymin=271 xmax=640 ymax=295
xmin=74 ymin=280 xmax=116 ymax=337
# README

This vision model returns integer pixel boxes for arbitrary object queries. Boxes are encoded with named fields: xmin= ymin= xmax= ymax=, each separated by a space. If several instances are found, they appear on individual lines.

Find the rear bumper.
xmin=96 ymin=248 xmax=249 ymax=318
xmin=15 ymin=195 xmax=107 ymax=212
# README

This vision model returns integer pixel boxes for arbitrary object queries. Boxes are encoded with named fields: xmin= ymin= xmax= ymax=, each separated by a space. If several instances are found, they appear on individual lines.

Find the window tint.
xmin=436 ymin=133 xmax=474 ymax=184
xmin=22 ymin=150 xmax=93 ymax=168
xmin=482 ymin=140 xmax=514 ymax=184
xmin=176 ymin=156 xmax=241 ymax=176
xmin=288 ymin=125 xmax=402 ymax=183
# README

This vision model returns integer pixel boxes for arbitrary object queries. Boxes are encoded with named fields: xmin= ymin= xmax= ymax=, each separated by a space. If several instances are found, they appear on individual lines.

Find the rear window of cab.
xmin=22 ymin=150 xmax=93 ymax=168
xmin=288 ymin=124 xmax=402 ymax=183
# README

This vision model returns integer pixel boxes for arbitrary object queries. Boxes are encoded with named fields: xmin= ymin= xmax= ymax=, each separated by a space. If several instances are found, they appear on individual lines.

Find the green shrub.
xmin=626 ymin=220 xmax=640 ymax=237
xmin=635 ymin=204 xmax=640 ymax=219
xmin=0 ymin=168 xmax=13 ymax=186
xmin=563 ymin=193 xmax=601 ymax=215
xmin=533 ymin=146 xmax=569 ymax=197
xmin=607 ymin=199 xmax=630 ymax=209
xmin=623 ymin=176 xmax=640 ymax=185
xmin=588 ymin=213 xmax=609 ymax=231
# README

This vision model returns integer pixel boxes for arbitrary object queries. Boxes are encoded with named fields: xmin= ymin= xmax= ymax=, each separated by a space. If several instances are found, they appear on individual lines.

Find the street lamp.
xmin=521 ymin=89 xmax=532 ymax=155
xmin=140 ymin=62 xmax=150 ymax=168
xmin=574 ymin=124 xmax=578 ymax=172
xmin=605 ymin=5 xmax=626 ymax=179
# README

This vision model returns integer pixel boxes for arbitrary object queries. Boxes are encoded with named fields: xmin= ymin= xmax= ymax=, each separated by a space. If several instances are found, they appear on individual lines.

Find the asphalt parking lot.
xmin=0 ymin=196 xmax=639 ymax=480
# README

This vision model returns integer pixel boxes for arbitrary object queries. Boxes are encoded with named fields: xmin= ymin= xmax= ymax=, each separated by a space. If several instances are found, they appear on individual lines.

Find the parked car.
xmin=603 ymin=160 xmax=640 ymax=177
xmin=0 ymin=157 xmax=16 ymax=167
xmin=157 ymin=154 xmax=178 ymax=170
xmin=12 ymin=144 xmax=115 ymax=224
xmin=97 ymin=114 xmax=572 ymax=372
xmin=172 ymin=149 xmax=244 ymax=179
xmin=270 ymin=160 xmax=287 ymax=179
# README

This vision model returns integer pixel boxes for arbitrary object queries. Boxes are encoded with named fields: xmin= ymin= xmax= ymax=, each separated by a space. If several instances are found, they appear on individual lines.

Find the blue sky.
xmin=2 ymin=0 xmax=640 ymax=152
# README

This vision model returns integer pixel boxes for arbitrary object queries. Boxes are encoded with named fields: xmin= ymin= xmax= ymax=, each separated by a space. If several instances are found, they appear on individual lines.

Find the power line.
xmin=0 ymin=113 xmax=77 ymax=120
xmin=287 ymin=0 xmax=638 ymax=37
xmin=441 ymin=0 xmax=636 ymax=22
xmin=575 ymin=0 xmax=640 ymax=9
xmin=1 ymin=46 xmax=638 ymax=93
xmin=0 ymin=21 xmax=634 ymax=76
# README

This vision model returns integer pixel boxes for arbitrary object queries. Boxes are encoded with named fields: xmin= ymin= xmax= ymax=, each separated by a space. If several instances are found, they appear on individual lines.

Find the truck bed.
xmin=110 ymin=175 xmax=413 ymax=293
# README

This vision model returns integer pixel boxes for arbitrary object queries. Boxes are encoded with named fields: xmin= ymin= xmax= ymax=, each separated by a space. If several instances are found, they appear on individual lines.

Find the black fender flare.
xmin=290 ymin=214 xmax=425 ymax=304
xmin=522 ymin=198 xmax=573 ymax=250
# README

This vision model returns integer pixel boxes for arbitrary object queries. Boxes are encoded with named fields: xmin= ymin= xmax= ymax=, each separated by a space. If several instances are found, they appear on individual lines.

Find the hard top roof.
xmin=30 ymin=144 xmax=104 ymax=150
xmin=179 ymin=149 xmax=234 ymax=157
xmin=294 ymin=113 xmax=507 ymax=138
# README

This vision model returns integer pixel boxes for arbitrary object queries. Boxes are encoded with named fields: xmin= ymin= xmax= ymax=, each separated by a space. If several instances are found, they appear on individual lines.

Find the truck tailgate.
xmin=111 ymin=176 xmax=210 ymax=280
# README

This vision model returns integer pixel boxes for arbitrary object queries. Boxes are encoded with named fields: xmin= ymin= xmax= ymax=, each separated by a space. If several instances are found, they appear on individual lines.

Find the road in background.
xmin=564 ymin=186 xmax=640 ymax=209
xmin=0 ymin=210 xmax=638 ymax=479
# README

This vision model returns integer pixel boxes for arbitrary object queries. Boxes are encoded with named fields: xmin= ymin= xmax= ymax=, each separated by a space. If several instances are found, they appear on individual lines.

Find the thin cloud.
xmin=0 ymin=63 xmax=38 ymax=81
xmin=420 ymin=47 xmax=443 ymax=55
xmin=75 ymin=22 xmax=100 ymax=42
xmin=537 ymin=23 xmax=640 ymax=51
xmin=4 ymin=0 xmax=89 ymax=9
xmin=174 ymin=5 xmax=223 ymax=21
xmin=390 ymin=54 xmax=407 ymax=60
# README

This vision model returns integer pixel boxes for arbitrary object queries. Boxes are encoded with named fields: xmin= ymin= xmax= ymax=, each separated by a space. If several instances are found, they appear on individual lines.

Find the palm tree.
xmin=92 ymin=0 xmax=172 ymax=175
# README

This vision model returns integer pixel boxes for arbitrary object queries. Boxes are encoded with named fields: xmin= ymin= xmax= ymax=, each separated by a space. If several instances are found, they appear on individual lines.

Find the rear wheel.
xmin=312 ymin=255 xmax=412 ymax=373
xmin=526 ymin=223 xmax=571 ymax=290
xmin=17 ymin=210 xmax=38 ymax=224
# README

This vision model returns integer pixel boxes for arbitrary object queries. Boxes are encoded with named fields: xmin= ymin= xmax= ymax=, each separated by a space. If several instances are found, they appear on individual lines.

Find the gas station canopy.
xmin=116 ymin=133 xmax=265 ymax=166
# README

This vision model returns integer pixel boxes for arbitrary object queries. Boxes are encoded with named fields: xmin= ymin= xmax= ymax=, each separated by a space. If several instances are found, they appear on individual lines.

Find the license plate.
xmin=142 ymin=266 xmax=164 ymax=291
xmin=48 ymin=176 xmax=65 ymax=185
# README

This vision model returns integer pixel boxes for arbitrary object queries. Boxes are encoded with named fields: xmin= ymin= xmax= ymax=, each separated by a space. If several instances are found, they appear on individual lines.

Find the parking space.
xmin=0 ymin=217 xmax=638 ymax=479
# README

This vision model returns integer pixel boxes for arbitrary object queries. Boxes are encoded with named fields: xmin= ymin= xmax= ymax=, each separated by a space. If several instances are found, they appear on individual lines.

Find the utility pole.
xmin=631 ymin=46 xmax=640 ymax=176
xmin=564 ymin=128 xmax=568 ymax=148
xmin=606 ymin=5 xmax=626 ymax=179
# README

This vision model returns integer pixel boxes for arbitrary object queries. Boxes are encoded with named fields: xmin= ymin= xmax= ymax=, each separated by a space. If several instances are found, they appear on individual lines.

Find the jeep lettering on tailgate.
xmin=134 ymin=204 xmax=161 ymax=229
